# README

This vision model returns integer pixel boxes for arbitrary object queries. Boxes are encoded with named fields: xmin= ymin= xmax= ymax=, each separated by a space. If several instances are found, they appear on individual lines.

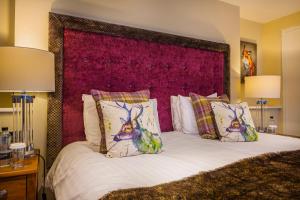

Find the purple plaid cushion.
xmin=189 ymin=93 xmax=229 ymax=139
xmin=91 ymin=89 xmax=150 ymax=153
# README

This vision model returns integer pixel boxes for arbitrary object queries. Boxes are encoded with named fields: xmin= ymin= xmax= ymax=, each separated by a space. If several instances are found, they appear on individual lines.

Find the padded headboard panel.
xmin=47 ymin=13 xmax=230 ymax=168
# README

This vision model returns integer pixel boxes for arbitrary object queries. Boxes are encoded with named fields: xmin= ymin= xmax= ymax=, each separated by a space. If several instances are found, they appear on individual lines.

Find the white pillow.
xmin=151 ymin=99 xmax=162 ymax=133
xmin=82 ymin=94 xmax=101 ymax=145
xmin=170 ymin=96 xmax=182 ymax=131
xmin=177 ymin=93 xmax=217 ymax=134
xmin=82 ymin=95 xmax=161 ymax=145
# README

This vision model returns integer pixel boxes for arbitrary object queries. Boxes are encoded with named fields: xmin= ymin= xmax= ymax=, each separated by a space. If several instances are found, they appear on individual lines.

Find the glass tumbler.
xmin=0 ymin=132 xmax=12 ymax=167
xmin=9 ymin=143 xmax=26 ymax=169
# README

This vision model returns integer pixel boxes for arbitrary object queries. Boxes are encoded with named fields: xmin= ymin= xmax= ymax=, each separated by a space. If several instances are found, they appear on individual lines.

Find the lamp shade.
xmin=245 ymin=75 xmax=281 ymax=98
xmin=0 ymin=47 xmax=55 ymax=92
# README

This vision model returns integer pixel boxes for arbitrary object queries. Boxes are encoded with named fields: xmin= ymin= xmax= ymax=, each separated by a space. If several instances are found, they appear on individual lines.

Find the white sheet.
xmin=46 ymin=132 xmax=300 ymax=200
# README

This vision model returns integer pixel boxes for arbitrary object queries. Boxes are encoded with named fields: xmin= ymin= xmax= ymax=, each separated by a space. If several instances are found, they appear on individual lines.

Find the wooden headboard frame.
xmin=47 ymin=12 xmax=230 ymax=168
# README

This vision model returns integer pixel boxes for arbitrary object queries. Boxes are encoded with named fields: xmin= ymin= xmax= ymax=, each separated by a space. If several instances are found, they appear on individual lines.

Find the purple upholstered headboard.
xmin=63 ymin=28 xmax=226 ymax=144
xmin=47 ymin=13 xmax=230 ymax=168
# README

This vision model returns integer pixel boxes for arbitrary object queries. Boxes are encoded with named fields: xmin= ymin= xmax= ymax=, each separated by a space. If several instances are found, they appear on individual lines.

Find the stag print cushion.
xmin=211 ymin=102 xmax=258 ymax=142
xmin=189 ymin=93 xmax=229 ymax=139
xmin=100 ymin=100 xmax=162 ymax=158
xmin=91 ymin=89 xmax=150 ymax=154
xmin=82 ymin=94 xmax=160 ymax=146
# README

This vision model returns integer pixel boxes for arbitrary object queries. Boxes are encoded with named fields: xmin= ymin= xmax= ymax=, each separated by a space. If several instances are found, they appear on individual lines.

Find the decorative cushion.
xmin=91 ymin=89 xmax=150 ymax=153
xmin=91 ymin=89 xmax=150 ymax=103
xmin=83 ymin=94 xmax=160 ymax=146
xmin=178 ymin=93 xmax=217 ymax=135
xmin=100 ymin=100 xmax=162 ymax=158
xmin=189 ymin=93 xmax=229 ymax=139
xmin=211 ymin=102 xmax=258 ymax=142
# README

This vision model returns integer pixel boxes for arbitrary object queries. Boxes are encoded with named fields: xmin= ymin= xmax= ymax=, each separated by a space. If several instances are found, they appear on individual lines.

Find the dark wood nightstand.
xmin=0 ymin=156 xmax=38 ymax=200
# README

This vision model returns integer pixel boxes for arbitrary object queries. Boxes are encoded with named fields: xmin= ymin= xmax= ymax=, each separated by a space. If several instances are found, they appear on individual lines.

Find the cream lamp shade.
xmin=245 ymin=75 xmax=281 ymax=98
xmin=0 ymin=46 xmax=55 ymax=92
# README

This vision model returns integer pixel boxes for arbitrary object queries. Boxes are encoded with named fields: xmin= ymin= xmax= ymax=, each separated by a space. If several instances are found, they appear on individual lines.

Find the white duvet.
xmin=46 ymin=132 xmax=300 ymax=200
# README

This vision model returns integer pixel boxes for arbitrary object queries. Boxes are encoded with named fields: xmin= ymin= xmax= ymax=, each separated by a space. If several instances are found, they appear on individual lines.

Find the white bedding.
xmin=46 ymin=132 xmax=300 ymax=200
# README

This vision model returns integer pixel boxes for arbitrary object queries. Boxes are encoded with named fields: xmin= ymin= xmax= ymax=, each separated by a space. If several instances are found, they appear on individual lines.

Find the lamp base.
xmin=12 ymin=93 xmax=35 ymax=156
xmin=256 ymin=98 xmax=267 ymax=132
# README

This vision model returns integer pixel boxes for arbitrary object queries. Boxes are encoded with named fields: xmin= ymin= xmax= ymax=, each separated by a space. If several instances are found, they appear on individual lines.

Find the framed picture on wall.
xmin=241 ymin=41 xmax=257 ymax=83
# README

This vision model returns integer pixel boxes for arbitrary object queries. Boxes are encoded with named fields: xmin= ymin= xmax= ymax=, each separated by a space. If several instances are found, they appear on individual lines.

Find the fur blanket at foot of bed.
xmin=101 ymin=150 xmax=300 ymax=200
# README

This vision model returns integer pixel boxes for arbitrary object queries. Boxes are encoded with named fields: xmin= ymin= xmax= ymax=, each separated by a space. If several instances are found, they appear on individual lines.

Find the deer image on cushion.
xmin=222 ymin=103 xmax=257 ymax=141
xmin=212 ymin=102 xmax=258 ymax=142
xmin=107 ymin=101 xmax=162 ymax=155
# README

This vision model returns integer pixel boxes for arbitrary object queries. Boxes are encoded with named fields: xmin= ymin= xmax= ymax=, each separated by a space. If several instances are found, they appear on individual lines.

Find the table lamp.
xmin=0 ymin=46 xmax=55 ymax=155
xmin=245 ymin=75 xmax=281 ymax=132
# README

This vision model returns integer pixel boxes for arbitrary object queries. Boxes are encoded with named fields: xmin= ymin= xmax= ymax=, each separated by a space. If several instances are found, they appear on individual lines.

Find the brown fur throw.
xmin=100 ymin=150 xmax=300 ymax=200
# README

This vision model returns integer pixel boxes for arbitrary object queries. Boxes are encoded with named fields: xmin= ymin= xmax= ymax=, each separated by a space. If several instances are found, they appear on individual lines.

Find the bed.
xmin=46 ymin=13 xmax=300 ymax=200
xmin=47 ymin=132 xmax=300 ymax=199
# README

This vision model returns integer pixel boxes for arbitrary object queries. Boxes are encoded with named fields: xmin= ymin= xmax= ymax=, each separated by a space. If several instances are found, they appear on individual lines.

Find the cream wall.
xmin=1 ymin=0 xmax=240 ymax=160
xmin=0 ymin=0 xmax=14 ymax=136
xmin=261 ymin=11 xmax=300 ymax=106
xmin=240 ymin=12 xmax=300 ymax=134
xmin=0 ymin=0 xmax=14 ymax=45
xmin=0 ymin=0 xmax=14 ymax=108
xmin=261 ymin=11 xmax=300 ymax=134
xmin=14 ymin=0 xmax=53 ymax=50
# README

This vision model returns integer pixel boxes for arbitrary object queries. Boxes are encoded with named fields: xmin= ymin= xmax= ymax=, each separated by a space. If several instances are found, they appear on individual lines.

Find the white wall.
xmin=3 ymin=0 xmax=240 ymax=160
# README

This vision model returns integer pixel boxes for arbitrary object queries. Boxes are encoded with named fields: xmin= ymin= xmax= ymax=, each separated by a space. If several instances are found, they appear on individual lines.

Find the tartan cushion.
xmin=91 ymin=89 xmax=150 ymax=103
xmin=189 ymin=93 xmax=229 ymax=139
xmin=91 ymin=89 xmax=150 ymax=153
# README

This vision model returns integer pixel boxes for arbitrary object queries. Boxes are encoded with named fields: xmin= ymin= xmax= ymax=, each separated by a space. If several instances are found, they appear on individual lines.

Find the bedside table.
xmin=0 ymin=156 xmax=38 ymax=200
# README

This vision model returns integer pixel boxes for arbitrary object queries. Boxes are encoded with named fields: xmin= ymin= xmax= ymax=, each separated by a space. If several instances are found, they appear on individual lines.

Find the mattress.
xmin=46 ymin=132 xmax=300 ymax=200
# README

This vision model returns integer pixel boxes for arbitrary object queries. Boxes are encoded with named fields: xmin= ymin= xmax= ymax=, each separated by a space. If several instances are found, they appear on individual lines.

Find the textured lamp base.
xmin=12 ymin=93 xmax=35 ymax=156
